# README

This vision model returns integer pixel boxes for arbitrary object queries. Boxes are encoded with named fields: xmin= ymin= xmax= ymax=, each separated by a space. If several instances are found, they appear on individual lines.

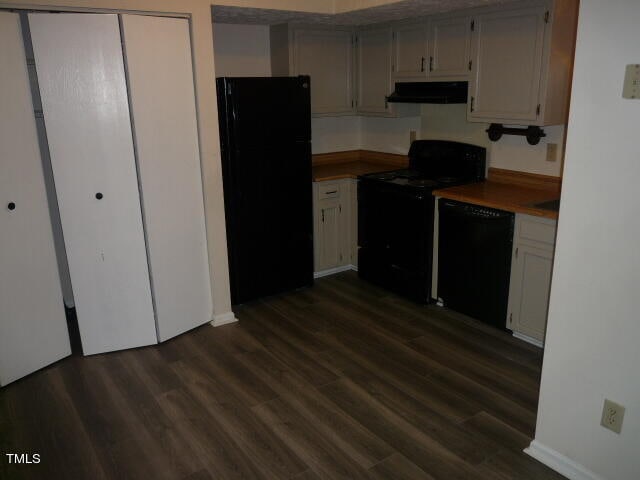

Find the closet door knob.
xmin=7 ymin=202 xmax=16 ymax=211
xmin=95 ymin=192 xmax=103 ymax=200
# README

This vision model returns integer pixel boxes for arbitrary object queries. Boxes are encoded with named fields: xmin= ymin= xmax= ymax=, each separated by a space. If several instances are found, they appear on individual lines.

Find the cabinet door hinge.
xmin=536 ymin=104 xmax=541 ymax=116
xmin=470 ymin=20 xmax=475 ymax=31
xmin=544 ymin=10 xmax=550 ymax=23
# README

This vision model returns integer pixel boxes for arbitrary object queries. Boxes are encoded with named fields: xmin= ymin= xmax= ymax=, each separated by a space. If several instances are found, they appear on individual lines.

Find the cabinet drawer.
xmin=318 ymin=182 xmax=341 ymax=200
xmin=519 ymin=215 xmax=557 ymax=246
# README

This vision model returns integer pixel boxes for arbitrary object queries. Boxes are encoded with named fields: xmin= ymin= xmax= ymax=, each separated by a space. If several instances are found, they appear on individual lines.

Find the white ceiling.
xmin=212 ymin=0 xmax=519 ymax=26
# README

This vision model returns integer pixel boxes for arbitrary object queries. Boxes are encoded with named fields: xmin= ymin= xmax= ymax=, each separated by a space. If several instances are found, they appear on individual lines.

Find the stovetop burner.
xmin=435 ymin=176 xmax=460 ymax=185
xmin=360 ymin=169 xmax=465 ymax=190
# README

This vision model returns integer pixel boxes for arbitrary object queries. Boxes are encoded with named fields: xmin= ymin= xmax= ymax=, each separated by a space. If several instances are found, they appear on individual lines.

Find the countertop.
xmin=312 ymin=150 xmax=408 ymax=182
xmin=312 ymin=161 xmax=400 ymax=182
xmin=433 ymin=169 xmax=561 ymax=220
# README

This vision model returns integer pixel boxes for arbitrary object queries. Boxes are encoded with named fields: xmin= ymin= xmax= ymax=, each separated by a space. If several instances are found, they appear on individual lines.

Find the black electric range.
xmin=357 ymin=140 xmax=486 ymax=303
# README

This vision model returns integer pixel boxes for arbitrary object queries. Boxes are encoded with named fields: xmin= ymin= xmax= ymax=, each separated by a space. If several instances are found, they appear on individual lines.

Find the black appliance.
xmin=216 ymin=76 xmax=313 ymax=305
xmin=358 ymin=140 xmax=485 ymax=303
xmin=386 ymin=81 xmax=468 ymax=104
xmin=438 ymin=200 xmax=514 ymax=329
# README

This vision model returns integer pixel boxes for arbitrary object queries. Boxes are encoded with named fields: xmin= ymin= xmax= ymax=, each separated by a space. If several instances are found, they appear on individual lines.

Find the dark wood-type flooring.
xmin=0 ymin=272 xmax=565 ymax=480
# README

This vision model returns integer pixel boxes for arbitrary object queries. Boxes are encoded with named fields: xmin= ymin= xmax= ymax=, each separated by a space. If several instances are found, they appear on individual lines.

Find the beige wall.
xmin=530 ymin=1 xmax=640 ymax=478
xmin=312 ymin=116 xmax=362 ymax=153
xmin=5 ymin=0 xmax=233 ymax=321
xmin=213 ymin=23 xmax=271 ymax=77
xmin=420 ymin=104 xmax=565 ymax=177
xmin=361 ymin=115 xmax=420 ymax=154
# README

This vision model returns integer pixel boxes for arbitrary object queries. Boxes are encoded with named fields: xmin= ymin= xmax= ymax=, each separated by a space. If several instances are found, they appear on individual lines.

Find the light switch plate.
xmin=622 ymin=64 xmax=640 ymax=99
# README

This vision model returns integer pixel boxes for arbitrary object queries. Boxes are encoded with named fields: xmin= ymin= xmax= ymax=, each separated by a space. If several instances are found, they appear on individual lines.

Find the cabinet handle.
xmin=7 ymin=202 xmax=16 ymax=211
xmin=429 ymin=56 xmax=433 ymax=72
xmin=95 ymin=192 xmax=104 ymax=200
xmin=470 ymin=96 xmax=475 ymax=112
xmin=325 ymin=190 xmax=337 ymax=195
xmin=420 ymin=57 xmax=425 ymax=72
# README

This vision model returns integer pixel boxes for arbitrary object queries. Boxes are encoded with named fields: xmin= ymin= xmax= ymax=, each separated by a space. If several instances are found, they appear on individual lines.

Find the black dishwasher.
xmin=437 ymin=199 xmax=514 ymax=329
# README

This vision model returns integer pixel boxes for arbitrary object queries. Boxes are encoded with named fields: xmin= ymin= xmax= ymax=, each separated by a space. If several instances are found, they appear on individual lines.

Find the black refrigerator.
xmin=216 ymin=76 xmax=313 ymax=305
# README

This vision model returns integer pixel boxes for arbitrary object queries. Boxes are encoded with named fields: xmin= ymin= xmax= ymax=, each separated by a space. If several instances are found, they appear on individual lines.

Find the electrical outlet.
xmin=601 ymin=399 xmax=625 ymax=434
xmin=546 ymin=143 xmax=558 ymax=162
xmin=410 ymin=130 xmax=417 ymax=143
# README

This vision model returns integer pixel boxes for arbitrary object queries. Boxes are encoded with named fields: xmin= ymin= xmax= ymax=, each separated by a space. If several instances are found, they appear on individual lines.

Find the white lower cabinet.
xmin=507 ymin=214 xmax=557 ymax=346
xmin=313 ymin=179 xmax=357 ymax=274
xmin=0 ymin=12 xmax=71 ymax=386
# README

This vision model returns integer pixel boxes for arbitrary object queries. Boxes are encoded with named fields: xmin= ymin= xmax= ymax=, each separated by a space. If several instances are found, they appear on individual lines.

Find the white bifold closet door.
xmin=0 ymin=12 xmax=71 ymax=386
xmin=120 ymin=15 xmax=213 ymax=341
xmin=29 ymin=13 xmax=157 ymax=355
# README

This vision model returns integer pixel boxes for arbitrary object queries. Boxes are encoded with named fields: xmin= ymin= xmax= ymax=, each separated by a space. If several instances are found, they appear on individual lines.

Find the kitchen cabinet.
xmin=0 ymin=12 xmax=71 ymax=386
xmin=429 ymin=14 xmax=472 ymax=79
xmin=507 ymin=214 xmax=557 ymax=346
xmin=392 ymin=22 xmax=428 ymax=81
xmin=271 ymin=25 xmax=355 ymax=116
xmin=356 ymin=26 xmax=420 ymax=117
xmin=392 ymin=16 xmax=471 ymax=83
xmin=313 ymin=179 xmax=357 ymax=274
xmin=356 ymin=26 xmax=393 ymax=116
xmin=468 ymin=0 xmax=578 ymax=125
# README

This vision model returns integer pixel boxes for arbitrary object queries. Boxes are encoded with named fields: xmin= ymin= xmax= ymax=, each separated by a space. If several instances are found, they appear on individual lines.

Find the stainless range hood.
xmin=386 ymin=81 xmax=468 ymax=104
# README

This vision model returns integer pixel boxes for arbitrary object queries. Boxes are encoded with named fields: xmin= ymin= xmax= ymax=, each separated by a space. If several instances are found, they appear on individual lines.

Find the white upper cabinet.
xmin=356 ymin=26 xmax=393 ymax=115
xmin=392 ymin=16 xmax=472 ymax=82
xmin=468 ymin=0 xmax=578 ymax=125
xmin=468 ymin=6 xmax=546 ymax=123
xmin=392 ymin=22 xmax=428 ymax=81
xmin=429 ymin=14 xmax=472 ymax=79
xmin=270 ymin=25 xmax=355 ymax=116
xmin=294 ymin=28 xmax=354 ymax=115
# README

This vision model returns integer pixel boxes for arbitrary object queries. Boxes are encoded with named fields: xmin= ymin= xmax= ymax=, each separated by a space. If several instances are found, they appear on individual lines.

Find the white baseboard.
xmin=513 ymin=331 xmax=544 ymax=348
xmin=314 ymin=264 xmax=357 ymax=279
xmin=525 ymin=440 xmax=604 ymax=480
xmin=210 ymin=311 xmax=238 ymax=327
